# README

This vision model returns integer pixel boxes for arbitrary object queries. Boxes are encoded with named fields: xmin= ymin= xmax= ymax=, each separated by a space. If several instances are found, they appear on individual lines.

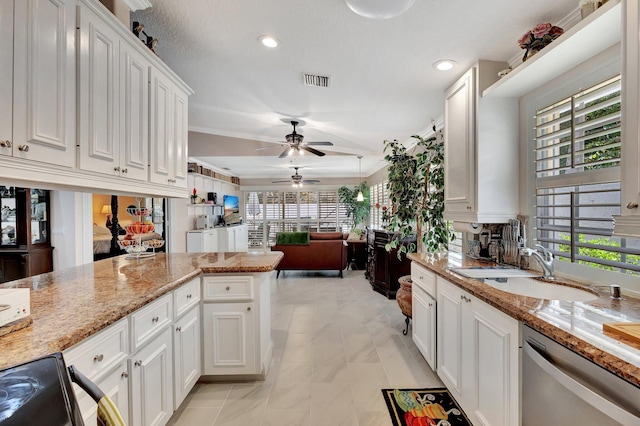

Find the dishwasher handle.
xmin=524 ymin=339 xmax=640 ymax=426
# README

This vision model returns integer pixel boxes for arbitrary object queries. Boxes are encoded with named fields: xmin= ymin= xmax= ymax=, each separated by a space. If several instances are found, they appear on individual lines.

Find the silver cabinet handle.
xmin=246 ymin=306 xmax=251 ymax=312
xmin=114 ymin=166 xmax=120 ymax=172
xmin=122 ymin=168 xmax=128 ymax=173
xmin=121 ymin=371 xmax=128 ymax=379
xmin=428 ymin=302 xmax=433 ymax=307
xmin=0 ymin=140 xmax=11 ymax=148
xmin=134 ymin=360 xmax=142 ymax=367
xmin=152 ymin=316 xmax=159 ymax=322
xmin=93 ymin=354 xmax=104 ymax=362
xmin=626 ymin=202 xmax=638 ymax=209
xmin=176 ymin=326 xmax=182 ymax=332
xmin=18 ymin=144 xmax=29 ymax=152
xmin=187 ymin=294 xmax=192 ymax=299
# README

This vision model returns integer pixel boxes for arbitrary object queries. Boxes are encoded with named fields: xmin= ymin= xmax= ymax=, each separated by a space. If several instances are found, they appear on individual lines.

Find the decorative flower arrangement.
xmin=190 ymin=188 xmax=198 ymax=203
xmin=518 ymin=23 xmax=564 ymax=62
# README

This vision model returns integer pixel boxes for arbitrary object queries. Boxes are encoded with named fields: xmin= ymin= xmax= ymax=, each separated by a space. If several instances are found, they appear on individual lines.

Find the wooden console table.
xmin=365 ymin=229 xmax=414 ymax=299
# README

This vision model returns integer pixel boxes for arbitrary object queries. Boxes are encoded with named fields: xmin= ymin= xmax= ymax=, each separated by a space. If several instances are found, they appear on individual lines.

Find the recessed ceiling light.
xmin=258 ymin=35 xmax=279 ymax=48
xmin=433 ymin=60 xmax=456 ymax=71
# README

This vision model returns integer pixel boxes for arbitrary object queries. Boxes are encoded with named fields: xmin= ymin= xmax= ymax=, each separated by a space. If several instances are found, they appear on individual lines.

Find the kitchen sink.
xmin=482 ymin=277 xmax=599 ymax=301
xmin=451 ymin=267 xmax=541 ymax=280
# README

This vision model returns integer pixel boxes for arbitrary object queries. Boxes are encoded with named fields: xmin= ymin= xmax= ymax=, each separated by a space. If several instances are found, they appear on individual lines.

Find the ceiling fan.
xmin=257 ymin=120 xmax=333 ymax=158
xmin=271 ymin=167 xmax=320 ymax=187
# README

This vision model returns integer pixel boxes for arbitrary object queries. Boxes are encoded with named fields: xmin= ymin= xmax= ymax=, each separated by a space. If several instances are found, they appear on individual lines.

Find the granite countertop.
xmin=0 ymin=251 xmax=283 ymax=369
xmin=408 ymin=252 xmax=640 ymax=387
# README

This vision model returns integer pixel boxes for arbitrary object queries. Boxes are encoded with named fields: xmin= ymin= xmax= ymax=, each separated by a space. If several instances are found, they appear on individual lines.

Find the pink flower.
xmin=532 ymin=22 xmax=552 ymax=38
xmin=518 ymin=31 xmax=534 ymax=48
xmin=548 ymin=25 xmax=564 ymax=39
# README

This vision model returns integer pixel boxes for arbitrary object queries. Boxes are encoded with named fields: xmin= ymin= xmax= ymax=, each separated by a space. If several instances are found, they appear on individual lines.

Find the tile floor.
xmin=169 ymin=269 xmax=442 ymax=426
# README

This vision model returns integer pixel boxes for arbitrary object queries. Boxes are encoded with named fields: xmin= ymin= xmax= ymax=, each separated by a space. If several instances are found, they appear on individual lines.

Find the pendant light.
xmin=344 ymin=0 xmax=416 ymax=20
xmin=356 ymin=156 xmax=364 ymax=202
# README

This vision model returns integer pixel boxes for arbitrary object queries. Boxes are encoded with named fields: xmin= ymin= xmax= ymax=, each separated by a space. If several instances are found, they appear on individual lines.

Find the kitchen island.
xmin=0 ymin=251 xmax=283 ymax=370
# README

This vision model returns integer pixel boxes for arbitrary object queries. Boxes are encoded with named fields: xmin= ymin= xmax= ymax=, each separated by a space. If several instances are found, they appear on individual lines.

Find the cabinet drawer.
xmin=130 ymin=293 xmax=173 ymax=352
xmin=64 ymin=317 xmax=128 ymax=382
xmin=174 ymin=278 xmax=200 ymax=319
xmin=202 ymin=276 xmax=254 ymax=301
xmin=411 ymin=263 xmax=436 ymax=296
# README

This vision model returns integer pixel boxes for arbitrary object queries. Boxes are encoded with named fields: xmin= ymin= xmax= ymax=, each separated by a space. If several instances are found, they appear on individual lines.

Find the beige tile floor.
xmin=169 ymin=269 xmax=442 ymax=426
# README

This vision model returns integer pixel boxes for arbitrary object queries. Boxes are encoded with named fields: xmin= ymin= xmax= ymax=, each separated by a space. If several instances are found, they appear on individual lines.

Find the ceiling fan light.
xmin=344 ymin=0 xmax=416 ymax=19
xmin=288 ymin=147 xmax=294 ymax=156
xmin=356 ymin=191 xmax=364 ymax=202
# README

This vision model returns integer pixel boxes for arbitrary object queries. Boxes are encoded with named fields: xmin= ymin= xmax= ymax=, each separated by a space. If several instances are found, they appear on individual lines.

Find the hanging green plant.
xmin=383 ymin=132 xmax=452 ymax=254
xmin=338 ymin=182 xmax=370 ymax=229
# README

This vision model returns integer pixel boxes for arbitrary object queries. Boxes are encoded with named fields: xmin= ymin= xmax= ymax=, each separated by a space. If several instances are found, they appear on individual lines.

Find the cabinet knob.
xmin=152 ymin=316 xmax=159 ymax=322
xmin=187 ymin=294 xmax=192 ymax=299
xmin=466 ymin=206 xmax=472 ymax=210
xmin=122 ymin=168 xmax=128 ymax=174
xmin=246 ymin=307 xmax=251 ymax=312
xmin=93 ymin=354 xmax=104 ymax=362
xmin=0 ymin=140 xmax=11 ymax=148
xmin=428 ymin=303 xmax=433 ymax=307
xmin=18 ymin=144 xmax=29 ymax=152
xmin=134 ymin=360 xmax=142 ymax=367
xmin=121 ymin=372 xmax=128 ymax=379
xmin=626 ymin=202 xmax=639 ymax=209
xmin=225 ymin=286 xmax=230 ymax=291
xmin=114 ymin=166 xmax=120 ymax=172
xmin=176 ymin=326 xmax=182 ymax=332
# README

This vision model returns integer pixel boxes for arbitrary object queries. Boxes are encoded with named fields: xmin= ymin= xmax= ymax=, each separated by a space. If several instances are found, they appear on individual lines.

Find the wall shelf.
xmin=483 ymin=0 xmax=621 ymax=98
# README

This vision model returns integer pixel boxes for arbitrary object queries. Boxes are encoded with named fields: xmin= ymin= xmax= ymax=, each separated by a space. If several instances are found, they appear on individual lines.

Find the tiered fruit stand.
xmin=118 ymin=206 xmax=164 ymax=259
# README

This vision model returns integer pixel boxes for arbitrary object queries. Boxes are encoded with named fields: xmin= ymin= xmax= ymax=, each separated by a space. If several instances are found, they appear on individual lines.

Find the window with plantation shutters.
xmin=369 ymin=181 xmax=388 ymax=229
xmin=534 ymin=75 xmax=640 ymax=275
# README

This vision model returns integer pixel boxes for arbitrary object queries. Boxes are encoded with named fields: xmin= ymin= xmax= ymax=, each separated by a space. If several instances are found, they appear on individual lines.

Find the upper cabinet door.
xmin=77 ymin=4 xmax=119 ymax=175
xmin=120 ymin=40 xmax=149 ymax=182
xmin=444 ymin=67 xmax=476 ymax=215
xmin=172 ymin=86 xmax=188 ymax=188
xmin=13 ymin=0 xmax=76 ymax=168
xmin=0 ymin=0 xmax=13 ymax=157
xmin=149 ymin=68 xmax=173 ymax=185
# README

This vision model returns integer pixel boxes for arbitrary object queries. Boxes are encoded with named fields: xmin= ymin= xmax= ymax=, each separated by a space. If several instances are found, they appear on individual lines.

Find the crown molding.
xmin=121 ymin=0 xmax=152 ymax=12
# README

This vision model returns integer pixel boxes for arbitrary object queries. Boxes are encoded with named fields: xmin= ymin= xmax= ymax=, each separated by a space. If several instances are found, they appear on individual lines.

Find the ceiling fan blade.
xmin=303 ymin=180 xmax=320 ymax=184
xmin=271 ymin=180 xmax=291 ymax=183
xmin=278 ymin=147 xmax=291 ymax=158
xmin=306 ymin=141 xmax=333 ymax=146
xmin=300 ymin=146 xmax=325 ymax=156
xmin=255 ymin=144 xmax=284 ymax=151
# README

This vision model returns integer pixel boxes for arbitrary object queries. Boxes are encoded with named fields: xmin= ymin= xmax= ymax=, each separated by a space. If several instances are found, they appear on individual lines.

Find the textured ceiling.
xmin=133 ymin=0 xmax=577 ymax=180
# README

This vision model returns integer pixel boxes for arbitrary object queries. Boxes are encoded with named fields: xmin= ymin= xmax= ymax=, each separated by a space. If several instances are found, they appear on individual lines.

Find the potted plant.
xmin=383 ymin=132 xmax=452 ymax=255
xmin=338 ymin=182 xmax=370 ymax=229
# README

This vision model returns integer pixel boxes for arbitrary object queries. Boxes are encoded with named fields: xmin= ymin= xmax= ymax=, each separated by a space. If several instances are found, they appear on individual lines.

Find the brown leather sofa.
xmin=271 ymin=231 xmax=348 ymax=278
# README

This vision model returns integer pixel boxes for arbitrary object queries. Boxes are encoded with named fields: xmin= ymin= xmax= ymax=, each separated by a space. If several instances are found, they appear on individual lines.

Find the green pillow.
xmin=276 ymin=231 xmax=310 ymax=245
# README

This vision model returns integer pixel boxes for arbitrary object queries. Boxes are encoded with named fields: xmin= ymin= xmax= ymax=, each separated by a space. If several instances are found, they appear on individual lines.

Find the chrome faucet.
xmin=521 ymin=244 xmax=555 ymax=280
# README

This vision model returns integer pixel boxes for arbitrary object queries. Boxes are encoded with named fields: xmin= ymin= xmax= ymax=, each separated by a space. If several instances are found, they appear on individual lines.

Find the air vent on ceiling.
xmin=302 ymin=73 xmax=331 ymax=88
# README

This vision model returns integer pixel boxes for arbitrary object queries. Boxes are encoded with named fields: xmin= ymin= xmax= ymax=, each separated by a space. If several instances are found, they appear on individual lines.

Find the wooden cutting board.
xmin=603 ymin=323 xmax=640 ymax=343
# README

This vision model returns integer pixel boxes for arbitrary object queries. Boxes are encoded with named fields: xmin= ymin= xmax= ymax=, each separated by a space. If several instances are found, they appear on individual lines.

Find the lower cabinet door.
xmin=173 ymin=306 xmax=201 ymax=410
xmin=436 ymin=278 xmax=465 ymax=402
xmin=129 ymin=327 xmax=173 ymax=426
xmin=412 ymin=284 xmax=436 ymax=370
xmin=76 ymin=363 xmax=130 ymax=425
xmin=202 ymin=302 xmax=255 ymax=375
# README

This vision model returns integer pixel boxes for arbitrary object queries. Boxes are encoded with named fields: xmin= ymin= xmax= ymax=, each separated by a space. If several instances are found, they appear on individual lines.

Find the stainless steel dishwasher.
xmin=523 ymin=325 xmax=640 ymax=425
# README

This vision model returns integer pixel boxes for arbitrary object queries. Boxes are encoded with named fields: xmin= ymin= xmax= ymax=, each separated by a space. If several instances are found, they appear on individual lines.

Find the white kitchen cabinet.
xmin=201 ymin=273 xmax=272 ymax=377
xmin=173 ymin=305 xmax=200 ymax=409
xmin=220 ymin=224 xmax=249 ymax=252
xmin=77 ymin=0 xmax=152 ymax=183
xmin=411 ymin=263 xmax=437 ymax=370
xmin=615 ymin=0 xmax=640 ymax=235
xmin=0 ymin=0 xmax=12 ymax=153
xmin=202 ymin=302 xmax=255 ymax=375
xmin=443 ymin=60 xmax=519 ymax=224
xmin=149 ymin=68 xmax=189 ymax=189
xmin=186 ymin=229 xmax=219 ymax=252
xmin=129 ymin=327 xmax=174 ymax=426
xmin=6 ymin=0 xmax=76 ymax=167
xmin=437 ymin=277 xmax=520 ymax=426
xmin=76 ymin=363 xmax=130 ymax=426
